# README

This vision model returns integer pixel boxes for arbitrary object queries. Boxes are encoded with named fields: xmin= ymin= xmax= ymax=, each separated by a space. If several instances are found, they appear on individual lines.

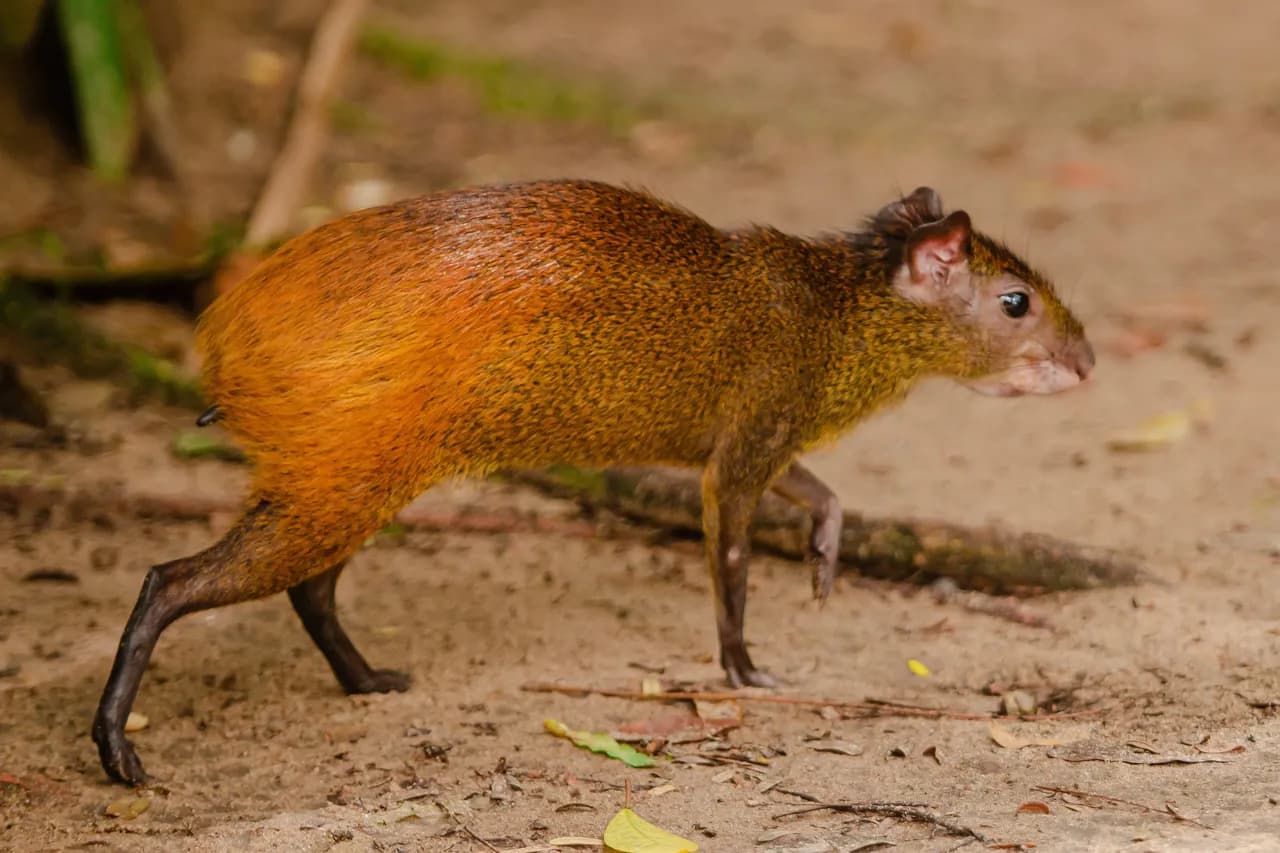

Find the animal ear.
xmin=875 ymin=186 xmax=944 ymax=230
xmin=904 ymin=210 xmax=971 ymax=286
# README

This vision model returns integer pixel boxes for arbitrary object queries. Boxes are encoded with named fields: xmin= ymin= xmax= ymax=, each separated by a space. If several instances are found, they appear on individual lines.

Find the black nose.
xmin=1072 ymin=340 xmax=1096 ymax=380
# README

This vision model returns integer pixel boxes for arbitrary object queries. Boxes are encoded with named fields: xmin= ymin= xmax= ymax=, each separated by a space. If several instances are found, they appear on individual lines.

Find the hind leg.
xmin=92 ymin=500 xmax=378 ymax=785
xmin=288 ymin=562 xmax=409 ymax=694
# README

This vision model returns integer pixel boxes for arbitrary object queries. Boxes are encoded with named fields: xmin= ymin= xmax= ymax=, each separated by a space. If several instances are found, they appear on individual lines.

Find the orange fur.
xmin=196 ymin=179 xmax=1086 ymax=575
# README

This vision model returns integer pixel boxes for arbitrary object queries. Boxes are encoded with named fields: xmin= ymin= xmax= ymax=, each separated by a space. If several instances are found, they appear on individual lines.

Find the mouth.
xmin=964 ymin=360 xmax=1087 ymax=397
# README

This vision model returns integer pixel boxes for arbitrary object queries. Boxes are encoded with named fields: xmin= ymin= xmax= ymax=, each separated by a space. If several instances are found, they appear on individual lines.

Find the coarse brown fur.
xmin=93 ymin=179 xmax=1093 ymax=785
xmin=198 ymin=181 xmax=1068 ymax=555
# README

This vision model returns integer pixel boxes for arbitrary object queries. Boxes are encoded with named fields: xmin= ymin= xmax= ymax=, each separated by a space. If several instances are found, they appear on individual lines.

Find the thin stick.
xmin=244 ymin=0 xmax=370 ymax=247
xmin=436 ymin=799 xmax=502 ymax=852
xmin=520 ymin=682 xmax=1100 ymax=722
xmin=775 ymin=787 xmax=927 ymax=808
xmin=949 ymin=590 xmax=1055 ymax=630
xmin=772 ymin=800 xmax=994 ymax=845
xmin=0 ymin=482 xmax=600 ymax=540
xmin=1033 ymin=785 xmax=1213 ymax=830
xmin=703 ymin=754 xmax=770 ymax=770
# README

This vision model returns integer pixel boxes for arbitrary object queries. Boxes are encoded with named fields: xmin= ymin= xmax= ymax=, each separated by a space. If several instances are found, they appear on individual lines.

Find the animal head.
xmin=880 ymin=187 xmax=1094 ymax=396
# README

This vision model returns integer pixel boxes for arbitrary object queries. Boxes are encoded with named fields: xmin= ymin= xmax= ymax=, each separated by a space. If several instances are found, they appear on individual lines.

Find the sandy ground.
xmin=3 ymin=1 xmax=1280 ymax=851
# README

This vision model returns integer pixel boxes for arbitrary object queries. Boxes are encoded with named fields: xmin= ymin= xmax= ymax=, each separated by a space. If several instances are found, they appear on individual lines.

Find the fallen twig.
xmin=509 ymin=466 xmax=1143 ymax=594
xmin=930 ymin=579 xmax=1055 ymax=630
xmin=772 ymin=788 xmax=994 ymax=845
xmin=1033 ymin=785 xmax=1213 ymax=830
xmin=520 ymin=682 xmax=1102 ymax=722
xmin=244 ymin=0 xmax=371 ymax=249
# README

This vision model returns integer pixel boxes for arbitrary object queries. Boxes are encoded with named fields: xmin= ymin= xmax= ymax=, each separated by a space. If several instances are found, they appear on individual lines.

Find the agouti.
xmin=92 ymin=179 xmax=1094 ymax=784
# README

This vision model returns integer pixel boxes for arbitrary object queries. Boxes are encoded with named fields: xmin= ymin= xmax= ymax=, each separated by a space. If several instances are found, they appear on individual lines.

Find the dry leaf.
xmin=616 ymin=715 xmax=705 ymax=738
xmin=693 ymin=699 xmax=743 ymax=730
xmin=806 ymin=739 xmax=863 ymax=757
xmin=1053 ymin=160 xmax=1112 ymax=188
xmin=906 ymin=659 xmax=931 ymax=677
xmin=104 ymin=797 xmax=150 ymax=819
xmin=603 ymin=807 xmax=699 ymax=852
xmin=124 ymin=712 xmax=149 ymax=733
xmin=646 ymin=784 xmax=677 ymax=798
xmin=922 ymin=745 xmax=941 ymax=765
xmin=1126 ymin=295 xmax=1209 ymax=332
xmin=243 ymin=48 xmax=286 ymax=88
xmin=1184 ymin=341 xmax=1228 ymax=371
xmin=1106 ymin=326 xmax=1167 ymax=359
xmin=641 ymin=678 xmax=663 ymax=696
xmin=1016 ymin=801 xmax=1051 ymax=815
xmin=1047 ymin=740 xmax=1236 ymax=765
xmin=1107 ymin=410 xmax=1192 ymax=452
xmin=988 ymin=722 xmax=1069 ymax=749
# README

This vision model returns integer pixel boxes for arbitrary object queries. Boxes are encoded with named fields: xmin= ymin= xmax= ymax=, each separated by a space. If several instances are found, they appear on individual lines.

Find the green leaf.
xmin=171 ymin=430 xmax=245 ymax=462
xmin=544 ymin=718 xmax=655 ymax=768
xmin=603 ymin=807 xmax=697 ymax=852
xmin=57 ymin=0 xmax=138 ymax=181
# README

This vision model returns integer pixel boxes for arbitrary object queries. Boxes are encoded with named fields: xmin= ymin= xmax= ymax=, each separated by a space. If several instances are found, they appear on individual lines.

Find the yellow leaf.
xmin=906 ymin=659 xmax=931 ymax=677
xmin=1107 ymin=409 xmax=1192 ymax=452
xmin=603 ymin=808 xmax=698 ymax=853
xmin=124 ymin=712 xmax=149 ymax=733
xmin=104 ymin=797 xmax=150 ymax=819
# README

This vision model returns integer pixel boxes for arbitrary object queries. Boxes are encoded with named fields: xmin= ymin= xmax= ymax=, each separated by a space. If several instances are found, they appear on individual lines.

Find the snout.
xmin=1066 ymin=338 xmax=1096 ymax=382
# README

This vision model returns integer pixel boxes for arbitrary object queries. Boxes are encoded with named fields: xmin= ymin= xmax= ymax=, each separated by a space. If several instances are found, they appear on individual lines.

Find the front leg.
xmin=701 ymin=452 xmax=780 ymax=688
xmin=770 ymin=461 xmax=842 ymax=603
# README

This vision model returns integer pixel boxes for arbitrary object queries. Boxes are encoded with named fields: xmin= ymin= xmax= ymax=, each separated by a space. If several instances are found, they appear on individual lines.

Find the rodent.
xmin=91 ymin=179 xmax=1095 ymax=784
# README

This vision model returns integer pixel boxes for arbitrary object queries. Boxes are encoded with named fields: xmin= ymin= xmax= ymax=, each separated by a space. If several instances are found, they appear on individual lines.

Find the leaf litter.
xmin=988 ymin=721 xmax=1081 ymax=750
xmin=1046 ymin=739 xmax=1239 ymax=765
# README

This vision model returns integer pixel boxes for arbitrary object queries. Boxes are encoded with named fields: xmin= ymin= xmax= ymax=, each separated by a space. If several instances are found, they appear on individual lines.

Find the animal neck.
xmin=800 ymin=236 xmax=989 ymax=441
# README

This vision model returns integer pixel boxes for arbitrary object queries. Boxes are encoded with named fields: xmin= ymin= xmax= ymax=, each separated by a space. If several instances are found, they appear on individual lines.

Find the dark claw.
xmin=811 ymin=553 xmax=837 ymax=603
xmin=345 ymin=668 xmax=411 ymax=695
xmin=722 ymin=644 xmax=779 ymax=689
xmin=808 ymin=509 xmax=841 ymax=604
xmin=93 ymin=723 xmax=152 ymax=786
xmin=726 ymin=663 xmax=779 ymax=689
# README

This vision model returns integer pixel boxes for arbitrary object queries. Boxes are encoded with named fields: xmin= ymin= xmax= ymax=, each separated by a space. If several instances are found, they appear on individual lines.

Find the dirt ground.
xmin=4 ymin=1 xmax=1280 ymax=851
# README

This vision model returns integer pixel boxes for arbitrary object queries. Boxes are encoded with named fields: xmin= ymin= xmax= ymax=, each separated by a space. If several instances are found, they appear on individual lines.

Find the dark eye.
xmin=999 ymin=292 xmax=1030 ymax=318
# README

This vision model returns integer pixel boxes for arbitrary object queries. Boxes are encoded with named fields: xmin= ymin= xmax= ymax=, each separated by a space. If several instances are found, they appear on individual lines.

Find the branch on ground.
xmin=507 ymin=465 xmax=1142 ymax=593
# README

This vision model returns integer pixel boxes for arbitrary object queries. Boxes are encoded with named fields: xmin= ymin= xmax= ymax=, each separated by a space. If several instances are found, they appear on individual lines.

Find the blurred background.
xmin=3 ymin=0 xmax=1277 ymax=541
xmin=2 ymin=1 xmax=1279 ymax=849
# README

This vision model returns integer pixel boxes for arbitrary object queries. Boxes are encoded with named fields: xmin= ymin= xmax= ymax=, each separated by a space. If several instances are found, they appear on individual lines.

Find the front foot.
xmin=343 ymin=667 xmax=411 ymax=695
xmin=809 ymin=521 xmax=841 ymax=604
xmin=809 ymin=553 xmax=837 ymax=603
xmin=721 ymin=646 xmax=778 ymax=689
xmin=93 ymin=720 xmax=151 ymax=786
